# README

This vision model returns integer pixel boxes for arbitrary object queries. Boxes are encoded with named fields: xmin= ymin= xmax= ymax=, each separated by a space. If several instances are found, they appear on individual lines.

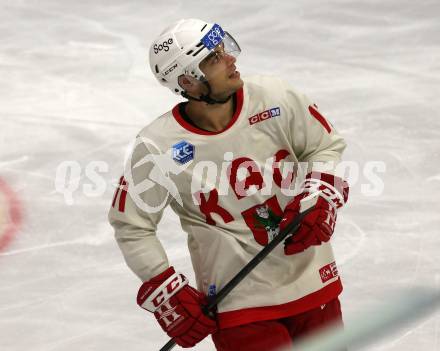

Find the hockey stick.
xmin=159 ymin=203 xmax=315 ymax=351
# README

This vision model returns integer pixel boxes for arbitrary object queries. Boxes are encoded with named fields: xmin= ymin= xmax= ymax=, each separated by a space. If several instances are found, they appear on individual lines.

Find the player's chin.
xmin=228 ymin=70 xmax=243 ymax=85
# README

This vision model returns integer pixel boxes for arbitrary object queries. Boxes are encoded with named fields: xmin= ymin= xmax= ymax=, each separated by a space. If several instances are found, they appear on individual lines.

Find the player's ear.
xmin=178 ymin=75 xmax=205 ymax=95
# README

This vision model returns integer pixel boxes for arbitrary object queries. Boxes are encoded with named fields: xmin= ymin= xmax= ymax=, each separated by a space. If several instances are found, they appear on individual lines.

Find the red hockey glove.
xmin=137 ymin=267 xmax=217 ymax=348
xmin=280 ymin=172 xmax=349 ymax=255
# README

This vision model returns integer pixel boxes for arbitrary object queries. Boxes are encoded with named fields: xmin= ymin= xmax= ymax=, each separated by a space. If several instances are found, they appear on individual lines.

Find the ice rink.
xmin=1 ymin=1 xmax=439 ymax=350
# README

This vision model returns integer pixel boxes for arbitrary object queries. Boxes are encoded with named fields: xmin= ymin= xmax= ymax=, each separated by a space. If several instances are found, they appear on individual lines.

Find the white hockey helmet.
xmin=148 ymin=18 xmax=241 ymax=96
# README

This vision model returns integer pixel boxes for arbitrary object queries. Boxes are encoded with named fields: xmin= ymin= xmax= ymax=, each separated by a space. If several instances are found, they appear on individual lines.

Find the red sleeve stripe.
xmin=308 ymin=105 xmax=332 ymax=134
xmin=112 ymin=176 xmax=129 ymax=212
xmin=111 ymin=176 xmax=122 ymax=208
xmin=118 ymin=178 xmax=128 ymax=212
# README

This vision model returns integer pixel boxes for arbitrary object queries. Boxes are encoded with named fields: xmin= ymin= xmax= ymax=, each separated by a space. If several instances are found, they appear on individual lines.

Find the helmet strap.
xmin=181 ymin=81 xmax=231 ymax=105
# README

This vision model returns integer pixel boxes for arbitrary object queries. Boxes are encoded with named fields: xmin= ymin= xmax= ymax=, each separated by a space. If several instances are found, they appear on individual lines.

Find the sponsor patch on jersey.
xmin=319 ymin=262 xmax=339 ymax=283
xmin=248 ymin=107 xmax=281 ymax=125
xmin=172 ymin=140 xmax=195 ymax=164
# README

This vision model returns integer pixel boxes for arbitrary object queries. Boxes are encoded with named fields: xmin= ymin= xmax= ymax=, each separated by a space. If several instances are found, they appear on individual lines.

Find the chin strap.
xmin=181 ymin=81 xmax=232 ymax=105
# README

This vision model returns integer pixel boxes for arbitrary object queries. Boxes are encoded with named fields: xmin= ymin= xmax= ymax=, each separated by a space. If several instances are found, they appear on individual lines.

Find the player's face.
xmin=199 ymin=43 xmax=243 ymax=99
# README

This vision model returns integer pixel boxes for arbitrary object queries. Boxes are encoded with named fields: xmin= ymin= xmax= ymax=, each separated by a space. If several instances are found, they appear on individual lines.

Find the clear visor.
xmin=221 ymin=31 xmax=241 ymax=57
xmin=197 ymin=32 xmax=241 ymax=74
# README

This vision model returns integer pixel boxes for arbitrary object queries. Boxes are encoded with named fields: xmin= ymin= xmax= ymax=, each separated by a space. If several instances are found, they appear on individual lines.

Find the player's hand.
xmin=280 ymin=172 xmax=349 ymax=255
xmin=137 ymin=266 xmax=217 ymax=348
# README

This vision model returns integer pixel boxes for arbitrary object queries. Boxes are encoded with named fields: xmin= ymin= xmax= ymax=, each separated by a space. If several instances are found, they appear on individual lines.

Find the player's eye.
xmin=212 ymin=52 xmax=221 ymax=63
xmin=205 ymin=52 xmax=216 ymax=63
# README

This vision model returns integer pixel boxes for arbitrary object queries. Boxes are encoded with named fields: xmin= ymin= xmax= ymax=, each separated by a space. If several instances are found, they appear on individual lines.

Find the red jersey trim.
xmin=308 ymin=105 xmax=332 ymax=134
xmin=217 ymin=278 xmax=343 ymax=329
xmin=171 ymin=87 xmax=244 ymax=135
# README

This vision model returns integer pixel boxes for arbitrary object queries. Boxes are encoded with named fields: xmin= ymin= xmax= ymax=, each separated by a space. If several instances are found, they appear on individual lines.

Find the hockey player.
xmin=109 ymin=18 xmax=349 ymax=350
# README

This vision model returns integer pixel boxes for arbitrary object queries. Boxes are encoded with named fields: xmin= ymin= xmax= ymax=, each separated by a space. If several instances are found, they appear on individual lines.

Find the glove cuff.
xmin=303 ymin=172 xmax=349 ymax=209
xmin=137 ymin=267 xmax=189 ymax=313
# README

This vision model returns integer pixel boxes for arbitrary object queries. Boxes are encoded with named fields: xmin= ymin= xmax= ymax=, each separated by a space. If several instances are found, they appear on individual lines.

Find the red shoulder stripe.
xmin=308 ymin=105 xmax=332 ymax=133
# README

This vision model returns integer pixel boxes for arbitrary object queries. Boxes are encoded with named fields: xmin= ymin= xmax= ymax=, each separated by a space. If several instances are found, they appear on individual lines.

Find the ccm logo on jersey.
xmin=248 ymin=107 xmax=280 ymax=125
xmin=319 ymin=262 xmax=339 ymax=283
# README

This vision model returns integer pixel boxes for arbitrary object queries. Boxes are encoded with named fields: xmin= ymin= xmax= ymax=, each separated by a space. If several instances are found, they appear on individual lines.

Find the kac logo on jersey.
xmin=248 ymin=107 xmax=281 ymax=125
xmin=172 ymin=141 xmax=194 ymax=164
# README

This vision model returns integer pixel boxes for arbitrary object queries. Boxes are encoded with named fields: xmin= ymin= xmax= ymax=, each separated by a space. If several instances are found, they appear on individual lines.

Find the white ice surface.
xmin=0 ymin=1 xmax=439 ymax=350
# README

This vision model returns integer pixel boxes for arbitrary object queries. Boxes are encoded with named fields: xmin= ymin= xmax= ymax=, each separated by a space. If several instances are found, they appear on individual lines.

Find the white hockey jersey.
xmin=109 ymin=75 xmax=347 ymax=329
